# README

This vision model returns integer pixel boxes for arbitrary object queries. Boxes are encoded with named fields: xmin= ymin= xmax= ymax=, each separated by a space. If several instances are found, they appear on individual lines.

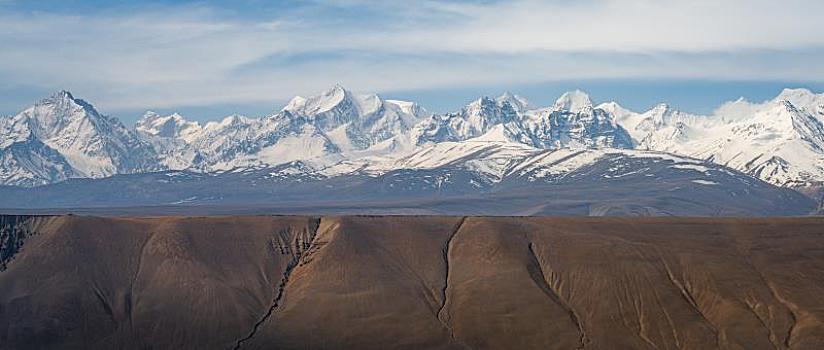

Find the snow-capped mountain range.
xmin=2 ymin=85 xmax=824 ymax=193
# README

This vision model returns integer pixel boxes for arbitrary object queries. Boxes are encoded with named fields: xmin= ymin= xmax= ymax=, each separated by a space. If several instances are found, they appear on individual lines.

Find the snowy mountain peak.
xmin=776 ymin=88 xmax=816 ymax=102
xmin=138 ymin=110 xmax=184 ymax=122
xmin=282 ymin=85 xmax=420 ymax=124
xmin=554 ymin=90 xmax=593 ymax=112
xmin=38 ymin=90 xmax=86 ymax=109
xmin=386 ymin=99 xmax=425 ymax=116
xmin=469 ymin=96 xmax=519 ymax=120
xmin=597 ymin=101 xmax=635 ymax=117
xmin=135 ymin=111 xmax=202 ymax=141
xmin=643 ymin=103 xmax=688 ymax=124
xmin=468 ymin=96 xmax=496 ymax=108
xmin=774 ymin=88 xmax=824 ymax=117
xmin=323 ymin=83 xmax=348 ymax=102
xmin=35 ymin=90 xmax=106 ymax=122
xmin=765 ymin=100 xmax=823 ymax=135
xmin=21 ymin=90 xmax=109 ymax=138
xmin=0 ymin=91 xmax=160 ymax=182
xmin=283 ymin=84 xmax=351 ymax=116
xmin=138 ymin=110 xmax=161 ymax=120
xmin=217 ymin=114 xmax=250 ymax=127
xmin=650 ymin=103 xmax=672 ymax=113
xmin=4 ymin=87 xmax=824 ymax=190
xmin=48 ymin=90 xmax=75 ymax=102
xmin=496 ymin=92 xmax=531 ymax=113
xmin=283 ymin=96 xmax=307 ymax=112
xmin=412 ymin=95 xmax=520 ymax=145
xmin=353 ymin=92 xmax=383 ymax=115
xmin=330 ymin=83 xmax=346 ymax=92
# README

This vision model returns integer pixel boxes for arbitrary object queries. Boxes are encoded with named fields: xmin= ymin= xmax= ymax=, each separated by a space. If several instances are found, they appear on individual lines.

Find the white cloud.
xmin=397 ymin=0 xmax=824 ymax=53
xmin=1 ymin=0 xmax=823 ymax=112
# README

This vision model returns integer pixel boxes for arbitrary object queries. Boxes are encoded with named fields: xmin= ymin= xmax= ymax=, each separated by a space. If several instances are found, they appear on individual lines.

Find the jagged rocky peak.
xmin=21 ymin=90 xmax=106 ymax=134
xmin=759 ymin=100 xmax=824 ymax=139
xmin=0 ymin=90 xmax=161 ymax=181
xmin=466 ymin=95 xmax=495 ymax=110
xmin=281 ymin=84 xmax=427 ymax=121
xmin=646 ymin=103 xmax=674 ymax=121
xmin=775 ymin=88 xmax=824 ymax=117
xmin=7 ymin=92 xmax=148 ymax=165
xmin=743 ymin=99 xmax=806 ymax=127
xmin=40 ymin=90 xmax=105 ymax=116
xmin=412 ymin=96 xmax=513 ymax=145
xmin=274 ymin=85 xmax=426 ymax=151
xmin=466 ymin=96 xmax=520 ymax=125
xmin=554 ymin=90 xmax=593 ymax=112
xmin=496 ymin=91 xmax=531 ymax=113
xmin=34 ymin=90 xmax=84 ymax=111
xmin=279 ymin=84 xmax=371 ymax=131
xmin=46 ymin=90 xmax=75 ymax=102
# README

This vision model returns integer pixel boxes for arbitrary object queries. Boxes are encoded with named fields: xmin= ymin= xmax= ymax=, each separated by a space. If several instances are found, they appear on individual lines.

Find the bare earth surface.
xmin=1 ymin=215 xmax=823 ymax=349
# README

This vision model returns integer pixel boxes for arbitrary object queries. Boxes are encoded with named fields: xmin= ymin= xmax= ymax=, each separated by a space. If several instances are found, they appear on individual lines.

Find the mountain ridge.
xmin=2 ymin=86 xmax=824 ymax=194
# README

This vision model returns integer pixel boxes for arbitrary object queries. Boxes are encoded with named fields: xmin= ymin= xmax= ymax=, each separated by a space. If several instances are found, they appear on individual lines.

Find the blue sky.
xmin=1 ymin=0 xmax=824 ymax=123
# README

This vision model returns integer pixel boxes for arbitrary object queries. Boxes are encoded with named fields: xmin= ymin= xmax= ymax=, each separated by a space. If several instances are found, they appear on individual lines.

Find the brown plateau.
xmin=1 ymin=215 xmax=823 ymax=349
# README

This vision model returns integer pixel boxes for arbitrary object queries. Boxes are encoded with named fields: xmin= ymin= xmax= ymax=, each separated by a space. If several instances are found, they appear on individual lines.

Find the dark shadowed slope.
xmin=1 ymin=215 xmax=824 ymax=349
xmin=0 ymin=153 xmax=816 ymax=217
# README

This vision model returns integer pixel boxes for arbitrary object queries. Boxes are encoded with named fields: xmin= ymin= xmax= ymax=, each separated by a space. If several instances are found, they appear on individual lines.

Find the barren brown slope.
xmin=1 ymin=215 xmax=824 ymax=350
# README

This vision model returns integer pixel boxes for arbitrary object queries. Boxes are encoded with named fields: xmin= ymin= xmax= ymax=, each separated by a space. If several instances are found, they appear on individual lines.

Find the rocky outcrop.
xmin=0 ymin=215 xmax=53 ymax=270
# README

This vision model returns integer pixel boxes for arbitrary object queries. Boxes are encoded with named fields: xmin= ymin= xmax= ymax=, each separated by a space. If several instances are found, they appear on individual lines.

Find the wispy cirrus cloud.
xmin=1 ymin=0 xmax=823 ymax=117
